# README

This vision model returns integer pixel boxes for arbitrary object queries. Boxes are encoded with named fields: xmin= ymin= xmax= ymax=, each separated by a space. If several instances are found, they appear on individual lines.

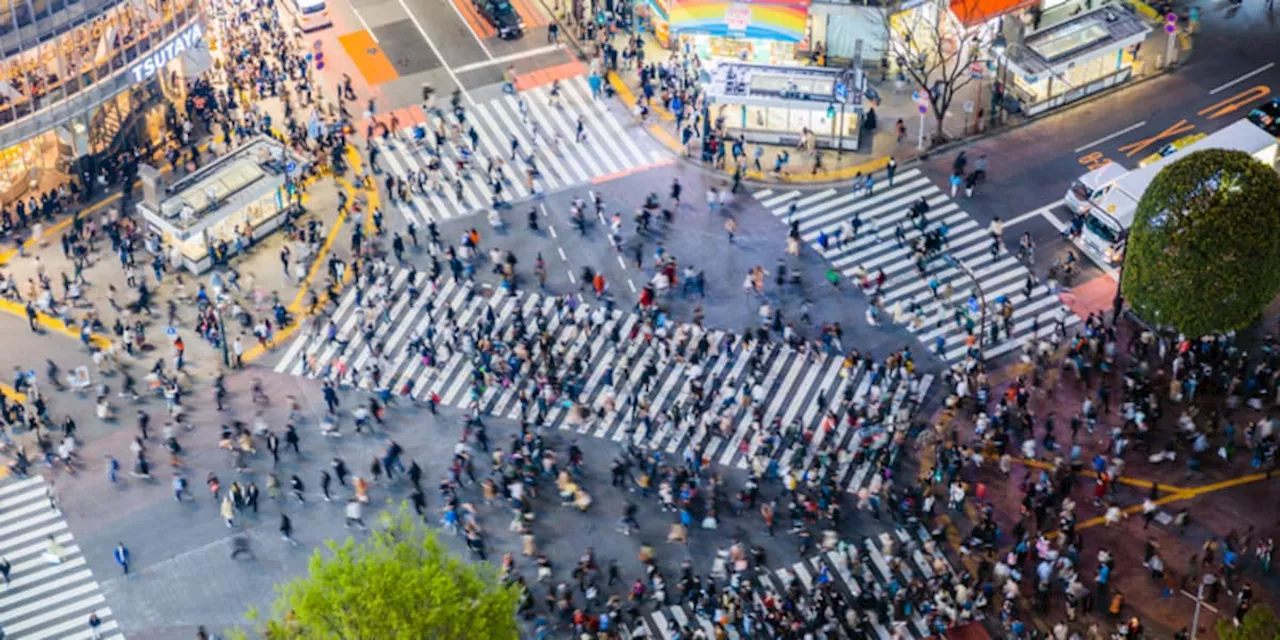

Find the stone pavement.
xmin=17 ymin=349 xmax=926 ymax=638
xmin=934 ymin=316 xmax=1280 ymax=638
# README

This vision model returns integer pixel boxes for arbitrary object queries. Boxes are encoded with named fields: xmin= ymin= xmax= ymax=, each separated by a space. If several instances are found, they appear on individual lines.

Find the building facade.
xmin=0 ymin=0 xmax=206 ymax=204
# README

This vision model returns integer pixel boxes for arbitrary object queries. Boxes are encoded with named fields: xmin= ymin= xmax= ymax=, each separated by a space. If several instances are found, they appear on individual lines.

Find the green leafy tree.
xmin=1121 ymin=148 xmax=1280 ymax=336
xmin=240 ymin=506 xmax=521 ymax=640
xmin=1217 ymin=603 xmax=1280 ymax=640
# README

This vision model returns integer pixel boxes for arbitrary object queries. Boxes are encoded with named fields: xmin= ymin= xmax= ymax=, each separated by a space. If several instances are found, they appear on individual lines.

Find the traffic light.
xmin=1165 ymin=12 xmax=1177 ymax=34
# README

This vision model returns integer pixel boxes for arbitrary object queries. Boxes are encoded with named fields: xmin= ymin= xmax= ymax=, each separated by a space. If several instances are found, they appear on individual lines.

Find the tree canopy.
xmin=244 ymin=507 xmax=521 ymax=640
xmin=1120 ymin=148 xmax=1280 ymax=336
xmin=1218 ymin=603 xmax=1280 ymax=640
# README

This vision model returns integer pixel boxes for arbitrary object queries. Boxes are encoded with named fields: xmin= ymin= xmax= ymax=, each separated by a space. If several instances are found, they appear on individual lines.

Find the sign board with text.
xmin=129 ymin=21 xmax=205 ymax=85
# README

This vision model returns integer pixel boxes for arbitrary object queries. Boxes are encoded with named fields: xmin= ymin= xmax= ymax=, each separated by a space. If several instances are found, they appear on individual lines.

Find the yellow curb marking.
xmin=244 ymin=146 xmax=379 ymax=365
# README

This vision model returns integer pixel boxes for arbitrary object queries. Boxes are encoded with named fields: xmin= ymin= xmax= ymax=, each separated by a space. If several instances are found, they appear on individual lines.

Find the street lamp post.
xmin=916 ymin=103 xmax=927 ymax=150
xmin=1190 ymin=574 xmax=1215 ymax=640
xmin=216 ymin=300 xmax=231 ymax=368
xmin=990 ymin=35 xmax=1007 ymax=128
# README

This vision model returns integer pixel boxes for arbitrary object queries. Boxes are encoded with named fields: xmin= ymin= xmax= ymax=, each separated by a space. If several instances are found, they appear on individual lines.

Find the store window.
xmin=790 ymin=108 xmax=813 ymax=133
xmin=766 ymin=106 xmax=788 ymax=132
xmin=0 ymin=0 xmax=196 ymax=126
xmin=13 ymin=0 xmax=31 ymax=28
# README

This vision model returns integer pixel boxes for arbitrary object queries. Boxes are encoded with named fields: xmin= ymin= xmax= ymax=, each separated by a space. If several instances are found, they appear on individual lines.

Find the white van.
xmin=1064 ymin=119 xmax=1279 ymax=267
xmin=291 ymin=0 xmax=332 ymax=31
xmin=1064 ymin=162 xmax=1127 ymax=216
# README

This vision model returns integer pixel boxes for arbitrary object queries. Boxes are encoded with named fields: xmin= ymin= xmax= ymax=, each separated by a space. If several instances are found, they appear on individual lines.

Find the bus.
xmin=290 ymin=0 xmax=332 ymax=31
xmin=1064 ymin=119 xmax=1279 ymax=267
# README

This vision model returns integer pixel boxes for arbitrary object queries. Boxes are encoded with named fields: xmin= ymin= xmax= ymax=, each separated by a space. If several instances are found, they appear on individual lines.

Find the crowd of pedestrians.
xmin=932 ymin=303 xmax=1280 ymax=638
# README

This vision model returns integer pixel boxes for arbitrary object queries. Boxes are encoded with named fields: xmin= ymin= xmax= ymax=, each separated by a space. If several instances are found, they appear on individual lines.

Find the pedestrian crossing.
xmin=0 ymin=476 xmax=124 ymax=640
xmin=274 ymin=269 xmax=933 ymax=495
xmin=375 ymin=75 xmax=667 ymax=225
xmin=626 ymin=525 xmax=957 ymax=640
xmin=754 ymin=168 xmax=1079 ymax=365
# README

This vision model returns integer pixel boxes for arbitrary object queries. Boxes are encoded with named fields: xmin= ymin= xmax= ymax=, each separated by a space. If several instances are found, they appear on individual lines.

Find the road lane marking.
xmin=338 ymin=31 xmax=399 ymax=86
xmin=1073 ymin=121 xmax=1147 ymax=153
xmin=1199 ymin=85 xmax=1271 ymax=119
xmin=452 ymin=44 xmax=564 ymax=73
xmin=1209 ymin=62 xmax=1276 ymax=95
xmin=1118 ymin=119 xmax=1195 ymax=157
xmin=350 ymin=5 xmax=379 ymax=42
xmin=394 ymin=0 xmax=473 ymax=104
xmin=445 ymin=0 xmax=494 ymax=57
xmin=1005 ymin=203 xmax=1059 ymax=228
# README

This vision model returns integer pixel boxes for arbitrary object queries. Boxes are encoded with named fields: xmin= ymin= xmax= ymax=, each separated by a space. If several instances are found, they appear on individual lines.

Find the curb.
xmin=532 ymin=0 xmax=1180 ymax=189
xmin=908 ymin=63 xmax=1178 ymax=170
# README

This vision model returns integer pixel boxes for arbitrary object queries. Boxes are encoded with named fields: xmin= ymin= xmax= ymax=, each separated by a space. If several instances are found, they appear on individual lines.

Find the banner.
xmin=669 ymin=0 xmax=809 ymax=43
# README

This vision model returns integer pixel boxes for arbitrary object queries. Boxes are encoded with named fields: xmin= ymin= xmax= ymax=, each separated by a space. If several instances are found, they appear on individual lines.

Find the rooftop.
xmin=706 ymin=62 xmax=865 ymax=107
xmin=1008 ymin=5 xmax=1150 ymax=75
xmin=141 ymin=137 xmax=297 ymax=233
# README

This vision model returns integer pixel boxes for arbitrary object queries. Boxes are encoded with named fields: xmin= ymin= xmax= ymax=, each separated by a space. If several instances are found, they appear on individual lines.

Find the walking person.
xmin=280 ymin=514 xmax=299 ymax=546
xmin=345 ymin=499 xmax=366 ymax=529
xmin=221 ymin=495 xmax=236 ymax=528
xmin=113 ymin=542 xmax=130 ymax=575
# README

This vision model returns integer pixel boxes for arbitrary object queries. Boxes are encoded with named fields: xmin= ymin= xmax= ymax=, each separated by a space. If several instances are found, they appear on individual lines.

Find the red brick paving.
xmin=934 ymin=316 xmax=1280 ymax=639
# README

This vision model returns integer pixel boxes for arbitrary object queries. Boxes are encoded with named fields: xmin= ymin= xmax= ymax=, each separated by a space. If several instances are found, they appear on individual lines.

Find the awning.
xmin=949 ymin=0 xmax=1037 ymax=27
xmin=670 ymin=0 xmax=811 ymax=43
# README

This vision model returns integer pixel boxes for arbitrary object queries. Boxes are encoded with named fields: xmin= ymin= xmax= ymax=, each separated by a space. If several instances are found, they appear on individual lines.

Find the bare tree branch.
xmin=877 ymin=0 xmax=986 ymax=144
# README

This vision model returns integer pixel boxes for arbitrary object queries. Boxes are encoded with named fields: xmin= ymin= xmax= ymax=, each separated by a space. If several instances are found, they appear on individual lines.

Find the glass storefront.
xmin=165 ymin=188 xmax=283 ymax=268
xmin=0 ymin=75 xmax=173 ymax=205
xmin=1003 ymin=6 xmax=1150 ymax=116
xmin=0 ymin=0 xmax=197 ymax=126
xmin=708 ymin=62 xmax=863 ymax=150
xmin=717 ymin=101 xmax=858 ymax=147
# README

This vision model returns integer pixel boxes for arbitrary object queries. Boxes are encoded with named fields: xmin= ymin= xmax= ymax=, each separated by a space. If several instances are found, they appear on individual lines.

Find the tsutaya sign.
xmin=129 ymin=22 xmax=205 ymax=84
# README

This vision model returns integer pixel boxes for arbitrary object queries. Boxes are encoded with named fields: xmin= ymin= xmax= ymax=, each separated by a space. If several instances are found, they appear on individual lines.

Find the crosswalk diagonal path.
xmin=0 ymin=476 xmax=125 ymax=640
xmin=375 ymin=76 xmax=668 ymax=225
xmin=274 ymin=267 xmax=934 ymax=495
xmin=625 ymin=524 xmax=962 ymax=639
xmin=754 ymin=168 xmax=1079 ymax=365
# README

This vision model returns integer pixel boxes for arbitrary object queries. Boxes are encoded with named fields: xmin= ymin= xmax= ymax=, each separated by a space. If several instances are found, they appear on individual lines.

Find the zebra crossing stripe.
xmin=0 ymin=477 xmax=123 ymax=639
xmin=631 ymin=527 xmax=949 ymax=639
xmin=275 ymin=269 xmax=929 ymax=494
xmin=374 ymin=76 xmax=655 ymax=225
xmin=756 ymin=168 xmax=1080 ymax=364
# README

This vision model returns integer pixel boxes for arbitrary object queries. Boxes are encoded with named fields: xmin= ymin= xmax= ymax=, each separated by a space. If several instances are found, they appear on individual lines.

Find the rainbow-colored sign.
xmin=669 ymin=0 xmax=810 ymax=43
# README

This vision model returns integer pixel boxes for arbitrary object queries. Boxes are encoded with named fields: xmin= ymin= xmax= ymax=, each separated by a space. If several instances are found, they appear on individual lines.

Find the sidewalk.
xmin=538 ymin=0 xmax=1185 ymax=187
xmin=934 ymin=315 xmax=1279 ymax=637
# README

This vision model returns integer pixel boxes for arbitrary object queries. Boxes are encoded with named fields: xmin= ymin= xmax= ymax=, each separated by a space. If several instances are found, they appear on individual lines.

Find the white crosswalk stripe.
xmin=0 ymin=476 xmax=124 ymax=640
xmin=754 ymin=168 xmax=1079 ymax=364
xmin=275 ymin=269 xmax=933 ymax=494
xmin=375 ymin=76 xmax=664 ymax=225
xmin=624 ymin=524 xmax=959 ymax=640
